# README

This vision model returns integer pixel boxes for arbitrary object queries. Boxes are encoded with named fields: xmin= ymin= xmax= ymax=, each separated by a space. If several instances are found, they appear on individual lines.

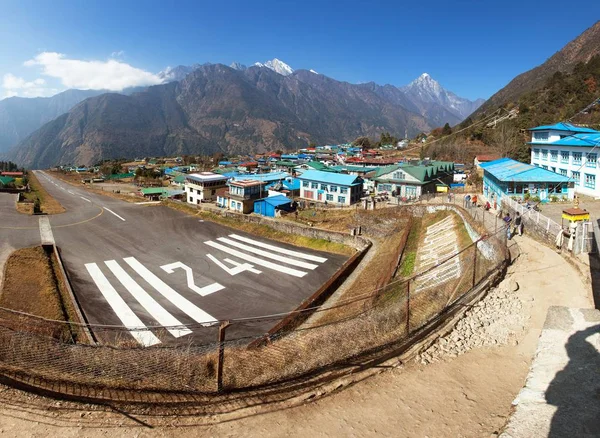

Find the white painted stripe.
xmin=67 ymin=190 xmax=74 ymax=195
xmin=105 ymin=260 xmax=191 ymax=338
xmin=123 ymin=257 xmax=218 ymax=326
xmin=217 ymin=237 xmax=319 ymax=270
xmin=104 ymin=207 xmax=126 ymax=221
xmin=80 ymin=196 xmax=91 ymax=203
xmin=84 ymin=263 xmax=160 ymax=347
xmin=228 ymin=234 xmax=327 ymax=263
xmin=39 ymin=217 xmax=54 ymax=245
xmin=204 ymin=241 xmax=307 ymax=277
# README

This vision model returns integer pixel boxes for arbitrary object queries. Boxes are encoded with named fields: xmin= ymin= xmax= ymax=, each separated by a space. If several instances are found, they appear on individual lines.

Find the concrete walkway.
xmin=501 ymin=307 xmax=600 ymax=438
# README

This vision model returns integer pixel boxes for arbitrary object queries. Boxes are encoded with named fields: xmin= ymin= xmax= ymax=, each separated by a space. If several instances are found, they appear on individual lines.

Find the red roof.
xmin=1 ymin=171 xmax=23 ymax=176
xmin=476 ymin=154 xmax=501 ymax=162
xmin=239 ymin=162 xmax=258 ymax=167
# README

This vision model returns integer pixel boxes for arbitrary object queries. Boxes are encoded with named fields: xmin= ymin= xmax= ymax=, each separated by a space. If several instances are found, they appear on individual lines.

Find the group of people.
xmin=463 ymin=193 xmax=491 ymax=211
xmin=502 ymin=211 xmax=523 ymax=240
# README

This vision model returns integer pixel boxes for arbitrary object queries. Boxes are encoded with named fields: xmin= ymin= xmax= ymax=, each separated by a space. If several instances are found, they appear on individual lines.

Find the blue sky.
xmin=1 ymin=0 xmax=599 ymax=100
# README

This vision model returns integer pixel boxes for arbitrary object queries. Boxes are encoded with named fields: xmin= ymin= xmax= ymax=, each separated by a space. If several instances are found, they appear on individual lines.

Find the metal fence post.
xmin=406 ymin=279 xmax=411 ymax=334
xmin=472 ymin=244 xmax=478 ymax=287
xmin=216 ymin=320 xmax=230 ymax=392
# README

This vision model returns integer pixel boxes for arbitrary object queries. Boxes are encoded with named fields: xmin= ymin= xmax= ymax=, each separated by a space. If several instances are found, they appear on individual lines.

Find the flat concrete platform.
xmin=501 ymin=306 xmax=600 ymax=438
xmin=0 ymin=172 xmax=348 ymax=347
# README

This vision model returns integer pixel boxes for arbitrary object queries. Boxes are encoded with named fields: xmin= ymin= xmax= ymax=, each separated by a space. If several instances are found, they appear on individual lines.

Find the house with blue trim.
xmin=297 ymin=170 xmax=363 ymax=206
xmin=481 ymin=158 xmax=573 ymax=203
xmin=253 ymin=195 xmax=294 ymax=217
xmin=373 ymin=161 xmax=454 ymax=198
xmin=528 ymin=122 xmax=600 ymax=197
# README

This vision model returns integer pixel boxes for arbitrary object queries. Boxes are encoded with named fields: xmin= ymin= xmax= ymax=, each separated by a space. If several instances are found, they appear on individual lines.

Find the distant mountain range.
xmin=1 ymin=58 xmax=484 ymax=168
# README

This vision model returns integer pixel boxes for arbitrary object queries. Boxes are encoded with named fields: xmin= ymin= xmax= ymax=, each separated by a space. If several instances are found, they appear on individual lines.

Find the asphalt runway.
xmin=1 ymin=172 xmax=347 ymax=346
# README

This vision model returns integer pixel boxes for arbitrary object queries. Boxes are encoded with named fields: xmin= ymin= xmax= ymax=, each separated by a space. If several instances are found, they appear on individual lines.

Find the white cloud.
xmin=1 ymin=73 xmax=57 ymax=98
xmin=110 ymin=50 xmax=125 ymax=59
xmin=24 ymin=52 xmax=164 ymax=91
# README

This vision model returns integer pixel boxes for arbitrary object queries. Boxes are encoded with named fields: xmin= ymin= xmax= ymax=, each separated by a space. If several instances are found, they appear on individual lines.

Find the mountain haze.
xmin=10 ymin=64 xmax=433 ymax=168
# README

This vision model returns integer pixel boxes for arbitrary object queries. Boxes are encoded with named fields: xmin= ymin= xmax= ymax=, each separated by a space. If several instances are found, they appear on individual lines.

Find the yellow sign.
xmin=436 ymin=186 xmax=448 ymax=193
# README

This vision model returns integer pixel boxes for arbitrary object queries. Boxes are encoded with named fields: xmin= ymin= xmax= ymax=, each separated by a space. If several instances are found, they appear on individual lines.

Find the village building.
xmin=253 ymin=194 xmax=294 ymax=217
xmin=373 ymin=161 xmax=455 ymax=198
xmin=216 ymin=179 xmax=267 ymax=213
xmin=297 ymin=170 xmax=363 ymax=206
xmin=480 ymin=157 xmax=573 ymax=203
xmin=528 ymin=122 xmax=600 ymax=197
xmin=184 ymin=172 xmax=228 ymax=205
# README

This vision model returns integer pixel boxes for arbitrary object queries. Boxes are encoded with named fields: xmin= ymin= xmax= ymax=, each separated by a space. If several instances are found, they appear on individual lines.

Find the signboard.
xmin=450 ymin=183 xmax=465 ymax=188
xmin=436 ymin=186 xmax=448 ymax=193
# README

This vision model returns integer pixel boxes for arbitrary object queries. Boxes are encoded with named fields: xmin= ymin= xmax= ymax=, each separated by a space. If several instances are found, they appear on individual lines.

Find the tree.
xmin=442 ymin=123 xmax=452 ymax=136
xmin=353 ymin=136 xmax=371 ymax=151
xmin=488 ymin=122 xmax=521 ymax=158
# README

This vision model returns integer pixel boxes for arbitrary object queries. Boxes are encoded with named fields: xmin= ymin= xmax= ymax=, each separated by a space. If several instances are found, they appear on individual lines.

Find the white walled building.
xmin=184 ymin=172 xmax=228 ymax=204
xmin=297 ymin=170 xmax=363 ymax=206
xmin=529 ymin=122 xmax=600 ymax=197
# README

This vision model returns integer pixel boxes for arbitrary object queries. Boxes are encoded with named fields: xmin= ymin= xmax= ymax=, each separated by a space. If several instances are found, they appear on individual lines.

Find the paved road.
xmin=0 ymin=172 xmax=347 ymax=346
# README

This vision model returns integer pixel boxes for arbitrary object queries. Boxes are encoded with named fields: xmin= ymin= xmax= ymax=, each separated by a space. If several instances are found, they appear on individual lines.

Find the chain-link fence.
xmin=0 ymin=208 xmax=510 ymax=406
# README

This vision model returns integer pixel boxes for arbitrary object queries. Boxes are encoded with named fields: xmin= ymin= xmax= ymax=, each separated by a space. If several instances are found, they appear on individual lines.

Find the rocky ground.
xmin=419 ymin=279 xmax=529 ymax=364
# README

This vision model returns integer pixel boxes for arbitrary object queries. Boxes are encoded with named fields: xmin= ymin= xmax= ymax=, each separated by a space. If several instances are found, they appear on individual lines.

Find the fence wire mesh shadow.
xmin=0 ymin=212 xmax=509 ymax=409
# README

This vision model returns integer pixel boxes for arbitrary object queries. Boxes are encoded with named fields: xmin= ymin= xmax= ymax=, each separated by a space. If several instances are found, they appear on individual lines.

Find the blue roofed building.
xmin=481 ymin=158 xmax=573 ymax=203
xmin=253 ymin=195 xmax=294 ymax=217
xmin=297 ymin=170 xmax=363 ymax=206
xmin=529 ymin=122 xmax=600 ymax=197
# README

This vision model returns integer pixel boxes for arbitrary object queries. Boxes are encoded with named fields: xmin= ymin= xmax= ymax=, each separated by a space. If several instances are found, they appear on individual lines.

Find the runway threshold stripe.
xmin=84 ymin=263 xmax=161 ymax=347
xmin=123 ymin=257 xmax=218 ymax=326
xmin=105 ymin=260 xmax=192 ymax=338
xmin=228 ymin=234 xmax=328 ymax=263
xmin=80 ymin=196 xmax=91 ymax=203
xmin=204 ymin=241 xmax=307 ymax=277
xmin=216 ymin=237 xmax=318 ymax=270
xmin=104 ymin=207 xmax=126 ymax=221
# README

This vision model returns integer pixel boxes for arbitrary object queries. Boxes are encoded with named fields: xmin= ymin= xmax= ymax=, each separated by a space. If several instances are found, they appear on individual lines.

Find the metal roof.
xmin=255 ymin=195 xmax=292 ymax=207
xmin=528 ymin=122 xmax=599 ymax=133
xmin=479 ymin=158 xmax=569 ymax=183
xmin=231 ymin=172 xmax=289 ymax=183
xmin=531 ymin=133 xmax=600 ymax=148
xmin=297 ymin=170 xmax=363 ymax=186
xmin=186 ymin=172 xmax=228 ymax=183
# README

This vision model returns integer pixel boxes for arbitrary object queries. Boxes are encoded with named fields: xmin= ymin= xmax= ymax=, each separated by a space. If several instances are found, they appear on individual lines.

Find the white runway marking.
xmin=216 ymin=237 xmax=319 ymax=269
xmin=85 ymin=263 xmax=160 ymax=347
xmin=124 ymin=257 xmax=218 ymax=326
xmin=229 ymin=234 xmax=327 ymax=263
xmin=160 ymin=262 xmax=224 ymax=296
xmin=105 ymin=260 xmax=191 ymax=338
xmin=80 ymin=196 xmax=91 ymax=203
xmin=206 ymin=254 xmax=262 ymax=275
xmin=205 ymin=240 xmax=307 ymax=277
xmin=38 ymin=217 xmax=54 ymax=245
xmin=104 ymin=207 xmax=126 ymax=221
xmin=67 ymin=190 xmax=75 ymax=195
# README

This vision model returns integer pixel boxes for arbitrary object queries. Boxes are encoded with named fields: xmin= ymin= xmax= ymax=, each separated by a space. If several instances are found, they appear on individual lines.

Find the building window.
xmin=550 ymin=167 xmax=556 ymax=173
xmin=378 ymin=184 xmax=392 ymax=192
xmin=587 ymin=153 xmax=597 ymax=168
xmin=542 ymin=165 xmax=548 ymax=170
xmin=188 ymin=197 xmax=193 ymax=203
xmin=340 ymin=187 xmax=348 ymax=194
xmin=338 ymin=196 xmax=346 ymax=204
xmin=320 ymin=183 xmax=328 ymax=190
xmin=533 ymin=149 xmax=540 ymax=159
xmin=559 ymin=168 xmax=567 ymax=177
xmin=550 ymin=150 xmax=558 ymax=162
xmin=534 ymin=132 xmax=549 ymax=142
xmin=330 ymin=185 xmax=338 ymax=192
xmin=302 ymin=181 xmax=309 ymax=188
xmin=541 ymin=149 xmax=548 ymax=160
xmin=392 ymin=171 xmax=405 ymax=180
xmin=560 ymin=151 xmax=569 ymax=164
xmin=573 ymin=152 xmax=582 ymax=165
xmin=311 ymin=182 xmax=318 ymax=189
xmin=572 ymin=171 xmax=580 ymax=183
xmin=326 ymin=194 xmax=334 ymax=201
xmin=585 ymin=173 xmax=596 ymax=189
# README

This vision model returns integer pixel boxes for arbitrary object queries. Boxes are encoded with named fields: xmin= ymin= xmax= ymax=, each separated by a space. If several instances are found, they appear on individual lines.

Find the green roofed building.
xmin=374 ymin=160 xmax=455 ymax=199
xmin=0 ymin=176 xmax=15 ymax=187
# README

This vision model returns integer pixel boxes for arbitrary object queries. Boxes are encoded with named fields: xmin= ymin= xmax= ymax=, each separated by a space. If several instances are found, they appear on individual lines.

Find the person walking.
xmin=503 ymin=212 xmax=512 ymax=240
xmin=464 ymin=194 xmax=471 ymax=208
xmin=515 ymin=212 xmax=523 ymax=236
xmin=471 ymin=194 xmax=478 ymax=208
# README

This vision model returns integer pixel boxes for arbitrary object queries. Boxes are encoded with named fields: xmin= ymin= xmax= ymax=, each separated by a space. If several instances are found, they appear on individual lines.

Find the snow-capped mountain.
xmin=230 ymin=62 xmax=247 ymax=71
xmin=254 ymin=58 xmax=294 ymax=76
xmin=158 ymin=64 xmax=202 ymax=82
xmin=401 ymin=73 xmax=484 ymax=125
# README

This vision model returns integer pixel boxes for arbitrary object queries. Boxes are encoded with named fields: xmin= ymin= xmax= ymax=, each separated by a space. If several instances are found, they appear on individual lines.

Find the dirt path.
xmin=0 ymin=235 xmax=593 ymax=437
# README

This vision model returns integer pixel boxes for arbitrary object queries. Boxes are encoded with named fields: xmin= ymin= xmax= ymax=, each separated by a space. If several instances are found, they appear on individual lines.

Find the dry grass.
xmin=15 ymin=202 xmax=33 ymax=214
xmin=23 ymin=172 xmax=65 ymax=214
xmin=164 ymin=200 xmax=355 ymax=256
xmin=0 ymin=247 xmax=64 ymax=320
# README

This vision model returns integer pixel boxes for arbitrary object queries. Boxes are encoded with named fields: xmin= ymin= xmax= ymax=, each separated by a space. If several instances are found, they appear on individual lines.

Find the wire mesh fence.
xmin=0 ymin=208 xmax=510 ymax=404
